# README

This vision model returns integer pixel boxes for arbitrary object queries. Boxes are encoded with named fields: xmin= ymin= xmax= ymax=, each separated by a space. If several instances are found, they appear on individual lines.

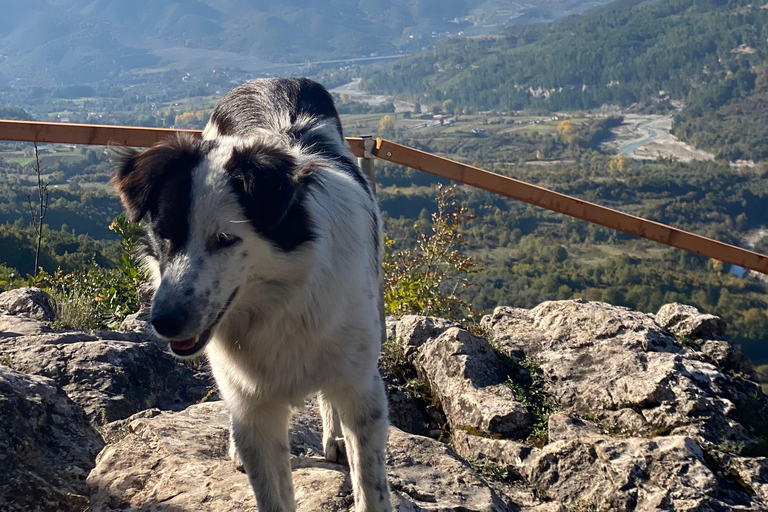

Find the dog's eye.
xmin=212 ymin=233 xmax=242 ymax=250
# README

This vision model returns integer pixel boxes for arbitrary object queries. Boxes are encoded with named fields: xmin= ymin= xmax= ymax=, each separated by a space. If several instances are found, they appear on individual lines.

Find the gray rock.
xmin=546 ymin=413 xmax=601 ymax=443
xmin=731 ymin=457 xmax=768 ymax=504
xmin=88 ymin=400 xmax=510 ymax=512
xmin=394 ymin=315 xmax=458 ymax=356
xmin=0 ymin=331 xmax=214 ymax=423
xmin=452 ymin=429 xmax=536 ymax=478
xmin=524 ymin=435 xmax=763 ymax=511
xmin=0 ymin=366 xmax=104 ymax=512
xmin=118 ymin=310 xmax=165 ymax=349
xmin=387 ymin=427 xmax=508 ymax=511
xmin=379 ymin=363 xmax=431 ymax=436
xmin=482 ymin=300 xmax=761 ymax=450
xmin=0 ymin=287 xmax=56 ymax=322
xmin=597 ymin=408 xmax=651 ymax=437
xmin=655 ymin=303 xmax=701 ymax=330
xmin=0 ymin=313 xmax=51 ymax=338
xmin=656 ymin=302 xmax=726 ymax=339
xmin=412 ymin=327 xmax=531 ymax=437
xmin=699 ymin=339 xmax=755 ymax=377
xmin=450 ymin=431 xmax=571 ymax=511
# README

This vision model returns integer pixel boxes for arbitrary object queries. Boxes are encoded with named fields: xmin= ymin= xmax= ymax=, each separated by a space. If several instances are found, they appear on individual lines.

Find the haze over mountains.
xmin=0 ymin=0 xmax=613 ymax=85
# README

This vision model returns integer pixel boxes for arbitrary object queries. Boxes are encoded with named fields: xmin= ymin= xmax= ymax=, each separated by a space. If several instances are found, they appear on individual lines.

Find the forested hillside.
xmin=672 ymin=64 xmax=768 ymax=161
xmin=363 ymin=0 xmax=768 ymax=113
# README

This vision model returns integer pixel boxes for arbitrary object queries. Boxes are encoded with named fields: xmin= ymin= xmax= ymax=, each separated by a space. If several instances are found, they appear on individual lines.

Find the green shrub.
xmin=27 ymin=214 xmax=146 ymax=330
xmin=383 ymin=184 xmax=479 ymax=321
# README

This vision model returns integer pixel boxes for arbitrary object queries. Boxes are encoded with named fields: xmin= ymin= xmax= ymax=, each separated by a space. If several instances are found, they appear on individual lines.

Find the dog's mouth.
xmin=168 ymin=287 xmax=239 ymax=357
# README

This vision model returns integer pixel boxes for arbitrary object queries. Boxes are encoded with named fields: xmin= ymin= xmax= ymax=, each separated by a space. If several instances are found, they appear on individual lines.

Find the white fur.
xmin=148 ymin=117 xmax=391 ymax=511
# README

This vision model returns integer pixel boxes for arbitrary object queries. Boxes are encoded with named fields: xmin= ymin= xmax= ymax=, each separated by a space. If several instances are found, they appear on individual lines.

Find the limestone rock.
xmin=655 ymin=303 xmax=701 ymax=331
xmin=656 ymin=302 xmax=726 ymax=339
xmin=387 ymin=427 xmax=508 ymax=511
xmin=699 ymin=339 xmax=755 ymax=377
xmin=0 ymin=331 xmax=214 ymax=423
xmin=394 ymin=315 xmax=458 ymax=356
xmin=731 ymin=457 xmax=768 ymax=504
xmin=0 ymin=287 xmax=56 ymax=322
xmin=117 ymin=310 xmax=164 ymax=349
xmin=524 ymin=434 xmax=763 ymax=511
xmin=451 ymin=429 xmax=536 ymax=479
xmin=88 ymin=400 xmax=510 ymax=512
xmin=379 ymin=363 xmax=431 ymax=436
xmin=546 ymin=413 xmax=601 ymax=443
xmin=412 ymin=327 xmax=531 ymax=437
xmin=482 ymin=300 xmax=763 ymax=451
xmin=596 ymin=408 xmax=651 ymax=437
xmin=0 ymin=313 xmax=51 ymax=338
xmin=0 ymin=366 xmax=104 ymax=512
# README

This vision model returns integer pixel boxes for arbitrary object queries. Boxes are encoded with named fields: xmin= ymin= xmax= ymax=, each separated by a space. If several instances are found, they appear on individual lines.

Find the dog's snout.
xmin=151 ymin=311 xmax=190 ymax=338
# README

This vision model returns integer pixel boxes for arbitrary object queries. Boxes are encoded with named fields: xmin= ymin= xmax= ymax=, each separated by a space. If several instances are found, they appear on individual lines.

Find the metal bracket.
xmin=361 ymin=134 xmax=376 ymax=158
xmin=358 ymin=135 xmax=376 ymax=196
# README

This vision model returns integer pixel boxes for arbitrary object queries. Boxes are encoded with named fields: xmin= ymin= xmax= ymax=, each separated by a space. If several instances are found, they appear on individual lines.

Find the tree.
xmin=609 ymin=153 xmax=629 ymax=173
xmin=26 ymin=143 xmax=49 ymax=278
xmin=442 ymin=99 xmax=456 ymax=115
xmin=379 ymin=115 xmax=396 ymax=138
xmin=557 ymin=119 xmax=575 ymax=136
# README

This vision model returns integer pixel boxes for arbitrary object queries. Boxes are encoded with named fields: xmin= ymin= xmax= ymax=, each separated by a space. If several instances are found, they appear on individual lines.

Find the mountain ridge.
xmin=0 ymin=0 xmax=614 ymax=86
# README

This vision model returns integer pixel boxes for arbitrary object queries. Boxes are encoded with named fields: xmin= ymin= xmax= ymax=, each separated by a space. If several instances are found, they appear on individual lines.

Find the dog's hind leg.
xmin=231 ymin=401 xmax=295 ymax=512
xmin=318 ymin=391 xmax=347 ymax=464
xmin=329 ymin=373 xmax=392 ymax=512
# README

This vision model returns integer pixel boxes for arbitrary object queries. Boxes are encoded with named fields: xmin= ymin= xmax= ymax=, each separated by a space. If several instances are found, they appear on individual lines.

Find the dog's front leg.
xmin=318 ymin=391 xmax=347 ymax=464
xmin=231 ymin=401 xmax=295 ymax=512
xmin=330 ymin=373 xmax=392 ymax=512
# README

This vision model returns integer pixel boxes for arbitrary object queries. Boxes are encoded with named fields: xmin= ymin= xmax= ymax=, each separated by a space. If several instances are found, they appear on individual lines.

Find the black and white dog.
xmin=114 ymin=78 xmax=391 ymax=512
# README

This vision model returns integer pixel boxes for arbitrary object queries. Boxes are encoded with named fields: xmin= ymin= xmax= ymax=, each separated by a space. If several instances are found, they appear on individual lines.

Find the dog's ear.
xmin=225 ymin=144 xmax=306 ymax=230
xmin=113 ymin=134 xmax=204 ymax=222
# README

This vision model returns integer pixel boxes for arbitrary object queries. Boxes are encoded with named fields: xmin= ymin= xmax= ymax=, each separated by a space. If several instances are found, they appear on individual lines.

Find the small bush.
xmin=27 ymin=214 xmax=146 ymax=330
xmin=383 ymin=184 xmax=479 ymax=322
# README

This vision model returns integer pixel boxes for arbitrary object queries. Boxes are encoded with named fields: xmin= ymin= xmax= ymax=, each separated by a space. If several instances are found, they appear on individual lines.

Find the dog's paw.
xmin=324 ymin=437 xmax=348 ymax=465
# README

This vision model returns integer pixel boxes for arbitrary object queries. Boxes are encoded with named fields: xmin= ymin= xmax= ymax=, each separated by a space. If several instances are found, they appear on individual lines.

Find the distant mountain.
xmin=0 ymin=0 xmax=614 ymax=85
xmin=362 ymin=0 xmax=768 ymax=113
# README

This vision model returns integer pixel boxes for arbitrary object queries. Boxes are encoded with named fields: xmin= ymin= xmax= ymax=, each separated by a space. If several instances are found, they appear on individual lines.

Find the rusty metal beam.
xmin=374 ymin=138 xmax=768 ymax=275
xmin=0 ymin=120 xmax=369 ymax=157
xmin=0 ymin=119 xmax=765 ymax=274
xmin=0 ymin=120 xmax=201 ymax=147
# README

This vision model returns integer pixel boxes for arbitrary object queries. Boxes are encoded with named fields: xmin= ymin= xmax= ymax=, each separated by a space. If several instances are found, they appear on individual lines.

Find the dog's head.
xmin=114 ymin=134 xmax=315 ymax=358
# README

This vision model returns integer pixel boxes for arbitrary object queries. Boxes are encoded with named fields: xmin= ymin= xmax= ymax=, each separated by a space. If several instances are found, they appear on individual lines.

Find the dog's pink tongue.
xmin=170 ymin=337 xmax=196 ymax=351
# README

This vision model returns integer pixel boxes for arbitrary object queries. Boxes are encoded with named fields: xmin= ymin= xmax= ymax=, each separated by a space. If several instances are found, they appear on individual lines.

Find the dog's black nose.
xmin=151 ymin=312 xmax=188 ymax=338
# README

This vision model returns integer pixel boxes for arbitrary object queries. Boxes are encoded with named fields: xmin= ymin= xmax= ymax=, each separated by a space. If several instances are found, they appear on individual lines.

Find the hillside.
xmin=362 ymin=0 xmax=768 ymax=114
xmin=0 ymin=0 xmax=613 ymax=86
xmin=672 ymin=64 xmax=768 ymax=162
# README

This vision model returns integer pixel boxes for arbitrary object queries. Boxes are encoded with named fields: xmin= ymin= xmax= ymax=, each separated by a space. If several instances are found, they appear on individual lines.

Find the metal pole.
xmin=358 ymin=135 xmax=376 ymax=196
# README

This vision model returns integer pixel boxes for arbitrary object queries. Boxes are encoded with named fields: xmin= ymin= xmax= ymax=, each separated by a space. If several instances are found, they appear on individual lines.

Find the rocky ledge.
xmin=1 ymin=288 xmax=767 ymax=511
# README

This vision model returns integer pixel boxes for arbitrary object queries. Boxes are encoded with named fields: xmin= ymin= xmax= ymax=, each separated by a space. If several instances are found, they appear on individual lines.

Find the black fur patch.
xmin=225 ymin=142 xmax=315 ymax=252
xmin=114 ymin=134 xmax=212 ymax=257
xmin=210 ymin=78 xmax=371 ymax=197
xmin=210 ymin=78 xmax=341 ymax=138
